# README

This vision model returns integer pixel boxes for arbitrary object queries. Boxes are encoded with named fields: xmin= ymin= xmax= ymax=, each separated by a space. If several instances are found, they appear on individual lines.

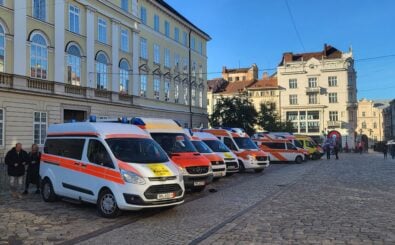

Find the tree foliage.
xmin=257 ymin=102 xmax=294 ymax=132
xmin=209 ymin=95 xmax=257 ymax=136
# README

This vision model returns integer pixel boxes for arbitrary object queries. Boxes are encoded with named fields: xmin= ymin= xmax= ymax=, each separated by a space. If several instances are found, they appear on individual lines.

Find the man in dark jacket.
xmin=24 ymin=144 xmax=41 ymax=194
xmin=5 ymin=143 xmax=28 ymax=198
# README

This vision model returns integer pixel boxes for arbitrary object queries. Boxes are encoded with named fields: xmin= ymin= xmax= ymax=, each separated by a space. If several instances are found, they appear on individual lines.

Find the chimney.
xmin=262 ymin=72 xmax=268 ymax=79
xmin=222 ymin=66 xmax=227 ymax=73
xmin=283 ymin=52 xmax=293 ymax=63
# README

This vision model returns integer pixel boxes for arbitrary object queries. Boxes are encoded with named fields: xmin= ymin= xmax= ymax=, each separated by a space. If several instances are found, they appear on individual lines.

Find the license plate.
xmin=157 ymin=192 xmax=175 ymax=200
xmin=194 ymin=181 xmax=205 ymax=186
xmin=228 ymin=166 xmax=235 ymax=169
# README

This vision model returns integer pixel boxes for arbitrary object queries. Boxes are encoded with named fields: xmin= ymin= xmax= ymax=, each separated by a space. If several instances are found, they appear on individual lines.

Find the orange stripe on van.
xmin=117 ymin=160 xmax=142 ymax=177
xmin=270 ymin=152 xmax=288 ymax=161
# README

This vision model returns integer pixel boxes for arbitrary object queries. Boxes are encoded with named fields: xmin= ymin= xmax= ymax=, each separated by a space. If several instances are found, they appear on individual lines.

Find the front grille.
xmin=186 ymin=166 xmax=209 ymax=175
xmin=226 ymin=161 xmax=238 ymax=169
xmin=144 ymin=184 xmax=183 ymax=199
xmin=211 ymin=160 xmax=225 ymax=166
xmin=224 ymin=158 xmax=235 ymax=161
xmin=256 ymin=156 xmax=268 ymax=161
xmin=213 ymin=168 xmax=226 ymax=172
xmin=148 ymin=176 xmax=177 ymax=182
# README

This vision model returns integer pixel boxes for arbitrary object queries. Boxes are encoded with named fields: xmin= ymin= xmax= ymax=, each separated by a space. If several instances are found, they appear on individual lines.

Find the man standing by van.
xmin=5 ymin=143 xmax=28 ymax=198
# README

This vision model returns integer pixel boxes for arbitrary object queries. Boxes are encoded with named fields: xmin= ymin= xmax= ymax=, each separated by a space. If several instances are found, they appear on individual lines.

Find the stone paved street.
xmin=1 ymin=152 xmax=395 ymax=244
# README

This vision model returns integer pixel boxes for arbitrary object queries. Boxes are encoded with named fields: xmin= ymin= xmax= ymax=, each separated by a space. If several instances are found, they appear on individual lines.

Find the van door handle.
xmin=81 ymin=163 xmax=87 ymax=168
xmin=74 ymin=162 xmax=80 ymax=166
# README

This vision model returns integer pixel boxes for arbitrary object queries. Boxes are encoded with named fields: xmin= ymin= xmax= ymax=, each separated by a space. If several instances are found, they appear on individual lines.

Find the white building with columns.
xmin=0 ymin=0 xmax=210 ymax=155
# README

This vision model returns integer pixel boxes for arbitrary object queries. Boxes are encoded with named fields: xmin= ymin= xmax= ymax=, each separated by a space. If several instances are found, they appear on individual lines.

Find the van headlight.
xmin=121 ymin=169 xmax=146 ymax=185
xmin=208 ymin=164 xmax=213 ymax=173
xmin=178 ymin=167 xmax=189 ymax=176
xmin=247 ymin=155 xmax=255 ymax=161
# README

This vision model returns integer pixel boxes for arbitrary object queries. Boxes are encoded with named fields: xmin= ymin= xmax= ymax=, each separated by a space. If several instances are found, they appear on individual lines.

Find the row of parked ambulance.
xmin=39 ymin=117 xmax=323 ymax=218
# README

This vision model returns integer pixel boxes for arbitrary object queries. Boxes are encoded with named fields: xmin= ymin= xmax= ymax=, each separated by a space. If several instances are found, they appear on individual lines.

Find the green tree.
xmin=209 ymin=95 xmax=257 ymax=136
xmin=257 ymin=102 xmax=294 ymax=132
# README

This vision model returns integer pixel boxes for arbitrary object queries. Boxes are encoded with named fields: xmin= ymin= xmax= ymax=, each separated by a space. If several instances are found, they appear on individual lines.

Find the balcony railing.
xmin=119 ymin=93 xmax=133 ymax=102
xmin=65 ymin=84 xmax=87 ymax=96
xmin=0 ymin=72 xmax=13 ymax=88
xmin=306 ymin=87 xmax=321 ymax=93
xmin=94 ymin=89 xmax=112 ymax=99
xmin=27 ymin=78 xmax=54 ymax=92
xmin=327 ymin=121 xmax=342 ymax=128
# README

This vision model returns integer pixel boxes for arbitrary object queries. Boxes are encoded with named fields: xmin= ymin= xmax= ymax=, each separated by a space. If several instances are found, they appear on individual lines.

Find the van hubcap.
xmin=101 ymin=194 xmax=116 ymax=214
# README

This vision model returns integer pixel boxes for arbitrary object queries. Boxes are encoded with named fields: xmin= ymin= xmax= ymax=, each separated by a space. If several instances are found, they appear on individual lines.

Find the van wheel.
xmin=295 ymin=156 xmax=303 ymax=164
xmin=41 ymin=178 xmax=57 ymax=202
xmin=97 ymin=189 xmax=121 ymax=218
xmin=191 ymin=186 xmax=206 ymax=192
xmin=238 ymin=161 xmax=245 ymax=173
xmin=254 ymin=168 xmax=264 ymax=173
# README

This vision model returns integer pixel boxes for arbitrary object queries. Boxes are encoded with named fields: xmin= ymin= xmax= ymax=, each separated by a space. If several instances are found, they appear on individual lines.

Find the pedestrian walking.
xmin=23 ymin=144 xmax=41 ymax=194
xmin=358 ymin=142 xmax=363 ymax=154
xmin=326 ymin=144 xmax=331 ymax=160
xmin=334 ymin=144 xmax=339 ymax=160
xmin=383 ymin=146 xmax=388 ymax=159
xmin=5 ymin=143 xmax=28 ymax=198
xmin=391 ymin=145 xmax=395 ymax=160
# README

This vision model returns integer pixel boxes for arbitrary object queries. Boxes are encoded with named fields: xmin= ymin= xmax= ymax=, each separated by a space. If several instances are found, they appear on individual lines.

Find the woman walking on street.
xmin=23 ymin=144 xmax=41 ymax=194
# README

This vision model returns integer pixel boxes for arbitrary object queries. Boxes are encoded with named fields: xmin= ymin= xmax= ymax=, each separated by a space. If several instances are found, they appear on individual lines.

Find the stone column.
xmin=132 ymin=30 xmax=140 ymax=96
xmin=13 ymin=0 xmax=27 ymax=75
xmin=86 ymin=6 xmax=96 ymax=88
xmin=54 ymin=0 xmax=65 ymax=83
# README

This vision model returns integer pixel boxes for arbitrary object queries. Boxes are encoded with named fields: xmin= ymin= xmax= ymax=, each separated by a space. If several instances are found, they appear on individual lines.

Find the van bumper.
xmin=183 ymin=173 xmax=213 ymax=188
xmin=120 ymin=194 xmax=184 ymax=210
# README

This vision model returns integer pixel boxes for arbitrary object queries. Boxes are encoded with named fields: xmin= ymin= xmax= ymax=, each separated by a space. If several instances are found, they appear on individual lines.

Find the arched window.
xmin=66 ymin=44 xmax=81 ymax=86
xmin=191 ymin=84 xmax=196 ymax=106
xmin=0 ymin=24 xmax=5 ymax=72
xmin=198 ymin=85 xmax=204 ymax=108
xmin=30 ymin=33 xmax=48 ymax=79
xmin=373 ymin=122 xmax=377 ymax=129
xmin=362 ymin=121 xmax=366 ymax=129
xmin=164 ymin=78 xmax=170 ymax=101
xmin=119 ymin=59 xmax=129 ymax=93
xmin=183 ymin=81 xmax=189 ymax=105
xmin=174 ymin=79 xmax=180 ymax=103
xmin=96 ymin=52 xmax=108 ymax=89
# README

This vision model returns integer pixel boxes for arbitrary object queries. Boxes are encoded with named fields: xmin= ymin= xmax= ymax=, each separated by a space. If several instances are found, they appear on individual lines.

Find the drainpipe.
xmin=188 ymin=29 xmax=193 ymax=128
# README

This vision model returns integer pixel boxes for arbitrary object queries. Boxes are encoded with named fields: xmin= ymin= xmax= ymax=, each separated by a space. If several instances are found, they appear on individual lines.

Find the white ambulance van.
xmin=40 ymin=122 xmax=184 ymax=218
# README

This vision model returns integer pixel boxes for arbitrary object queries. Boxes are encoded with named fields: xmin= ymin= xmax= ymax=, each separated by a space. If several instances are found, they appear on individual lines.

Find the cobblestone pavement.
xmin=2 ymin=152 xmax=395 ymax=244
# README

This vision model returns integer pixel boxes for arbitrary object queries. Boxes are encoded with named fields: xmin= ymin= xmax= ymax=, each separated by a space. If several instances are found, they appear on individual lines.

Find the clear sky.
xmin=165 ymin=0 xmax=395 ymax=100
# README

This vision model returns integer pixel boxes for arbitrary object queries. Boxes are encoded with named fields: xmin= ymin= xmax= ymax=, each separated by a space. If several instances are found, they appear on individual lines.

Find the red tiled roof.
xmin=220 ymin=79 xmax=257 ymax=94
xmin=279 ymin=44 xmax=343 ymax=65
xmin=248 ymin=76 xmax=278 ymax=90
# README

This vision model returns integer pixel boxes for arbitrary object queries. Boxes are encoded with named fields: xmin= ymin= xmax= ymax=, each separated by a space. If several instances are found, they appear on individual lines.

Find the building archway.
xmin=361 ymin=134 xmax=369 ymax=152
xmin=327 ymin=130 xmax=342 ymax=148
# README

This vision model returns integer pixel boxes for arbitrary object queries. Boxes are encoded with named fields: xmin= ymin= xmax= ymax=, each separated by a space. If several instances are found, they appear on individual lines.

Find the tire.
xmin=41 ymin=178 xmax=57 ymax=202
xmin=295 ymin=156 xmax=303 ymax=164
xmin=225 ymin=172 xmax=234 ymax=177
xmin=254 ymin=168 xmax=264 ymax=173
xmin=238 ymin=161 xmax=245 ymax=173
xmin=97 ymin=189 xmax=121 ymax=218
xmin=212 ymin=177 xmax=220 ymax=182
xmin=191 ymin=186 xmax=206 ymax=192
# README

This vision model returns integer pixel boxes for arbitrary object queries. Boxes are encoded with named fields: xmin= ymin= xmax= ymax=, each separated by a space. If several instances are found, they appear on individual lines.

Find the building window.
xmin=0 ymin=24 xmax=4 ymax=72
xmin=228 ymin=77 xmax=233 ymax=82
xmin=362 ymin=112 xmax=366 ymax=117
xmin=174 ymin=53 xmax=180 ymax=68
xmin=0 ymin=0 xmax=3 ymax=5
xmin=0 ymin=108 xmax=3 ymax=147
xmin=199 ymin=65 xmax=203 ymax=79
xmin=174 ymin=27 xmax=179 ymax=42
xmin=34 ymin=112 xmax=47 ymax=145
xmin=121 ymin=0 xmax=128 ymax=12
xmin=329 ymin=111 xmax=338 ymax=121
xmin=174 ymin=82 xmax=180 ymax=103
xmin=235 ymin=76 xmax=239 ymax=81
xmin=164 ymin=48 xmax=170 ymax=68
xmin=153 ymin=76 xmax=160 ymax=100
xmin=289 ymin=95 xmax=298 ymax=105
xmin=98 ymin=18 xmax=107 ymax=43
xmin=182 ymin=31 xmax=187 ymax=46
xmin=183 ymin=58 xmax=188 ymax=73
xmin=140 ymin=6 xmax=147 ymax=25
xmin=328 ymin=76 xmax=337 ymax=87
xmin=140 ymin=37 xmax=147 ymax=59
xmin=289 ymin=79 xmax=297 ymax=89
xmin=164 ymin=21 xmax=170 ymax=37
xmin=119 ymin=59 xmax=129 ymax=93
xmin=153 ymin=44 xmax=160 ymax=64
xmin=308 ymin=94 xmax=317 ymax=104
xmin=30 ymin=33 xmax=48 ymax=79
xmin=154 ymin=14 xmax=159 ymax=32
xmin=191 ymin=37 xmax=196 ymax=50
xmin=140 ymin=74 xmax=147 ymax=97
xmin=192 ymin=61 xmax=196 ymax=77
xmin=184 ymin=85 xmax=188 ymax=105
xmin=120 ymin=29 xmax=129 ymax=52
xmin=198 ymin=41 xmax=203 ymax=55
xmin=199 ymin=89 xmax=203 ymax=107
xmin=69 ymin=5 xmax=80 ymax=34
xmin=164 ymin=79 xmax=170 ymax=101
xmin=33 ymin=0 xmax=46 ymax=21
xmin=308 ymin=77 xmax=317 ymax=88
xmin=373 ymin=122 xmax=377 ymax=129
xmin=95 ymin=52 xmax=108 ymax=89
xmin=362 ymin=121 xmax=367 ymax=129
xmin=329 ymin=93 xmax=338 ymax=103
xmin=191 ymin=86 xmax=196 ymax=106
xmin=66 ymin=44 xmax=81 ymax=86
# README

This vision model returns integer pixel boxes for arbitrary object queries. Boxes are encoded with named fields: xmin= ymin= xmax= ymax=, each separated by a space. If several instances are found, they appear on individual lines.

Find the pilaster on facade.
xmin=13 ymin=0 xmax=27 ymax=76
xmin=86 ymin=6 xmax=96 ymax=88
xmin=111 ymin=19 xmax=120 ymax=93
xmin=54 ymin=0 xmax=65 ymax=83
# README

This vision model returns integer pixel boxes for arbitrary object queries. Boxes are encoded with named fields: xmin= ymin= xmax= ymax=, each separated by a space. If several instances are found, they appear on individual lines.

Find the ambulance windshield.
xmin=192 ymin=140 xmax=213 ymax=154
xmin=203 ymin=140 xmax=230 ymax=153
xmin=106 ymin=138 xmax=169 ymax=163
xmin=233 ymin=137 xmax=258 ymax=150
xmin=151 ymin=133 xmax=197 ymax=154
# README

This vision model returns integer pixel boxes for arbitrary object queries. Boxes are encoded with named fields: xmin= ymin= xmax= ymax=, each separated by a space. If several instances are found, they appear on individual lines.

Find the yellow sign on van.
xmin=224 ymin=152 xmax=233 ymax=158
xmin=148 ymin=164 xmax=172 ymax=177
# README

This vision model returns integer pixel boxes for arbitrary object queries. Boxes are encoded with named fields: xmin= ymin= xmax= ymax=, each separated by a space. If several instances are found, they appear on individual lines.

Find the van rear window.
xmin=44 ymin=139 xmax=85 ymax=160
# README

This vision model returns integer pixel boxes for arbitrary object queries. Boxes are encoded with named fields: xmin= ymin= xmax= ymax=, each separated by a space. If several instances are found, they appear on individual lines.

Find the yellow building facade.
xmin=0 ymin=0 xmax=210 ymax=155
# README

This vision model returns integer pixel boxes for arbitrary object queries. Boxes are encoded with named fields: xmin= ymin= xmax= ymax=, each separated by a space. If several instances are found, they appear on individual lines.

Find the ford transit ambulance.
xmin=40 ymin=122 xmax=184 ymax=218
xmin=253 ymin=138 xmax=306 ymax=163
xmin=189 ymin=136 xmax=227 ymax=179
xmin=203 ymin=129 xmax=270 ymax=173
xmin=191 ymin=132 xmax=239 ymax=175
xmin=131 ymin=118 xmax=213 ymax=192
